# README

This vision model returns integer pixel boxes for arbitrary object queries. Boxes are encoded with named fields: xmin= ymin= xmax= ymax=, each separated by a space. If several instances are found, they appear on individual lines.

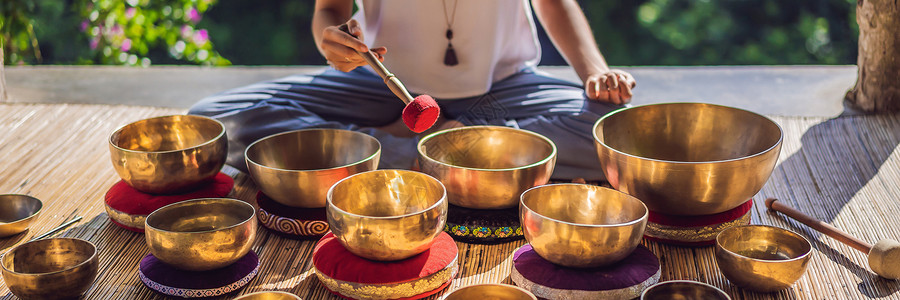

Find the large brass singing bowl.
xmin=641 ymin=280 xmax=731 ymax=300
xmin=109 ymin=115 xmax=227 ymax=194
xmin=442 ymin=284 xmax=537 ymax=300
xmin=145 ymin=198 xmax=257 ymax=271
xmin=593 ymin=103 xmax=782 ymax=216
xmin=520 ymin=184 xmax=648 ymax=268
xmin=327 ymin=170 xmax=447 ymax=261
xmin=418 ymin=126 xmax=556 ymax=209
xmin=1 ymin=238 xmax=99 ymax=300
xmin=715 ymin=225 xmax=812 ymax=292
xmin=0 ymin=194 xmax=43 ymax=237
xmin=234 ymin=291 xmax=302 ymax=300
xmin=246 ymin=129 xmax=381 ymax=208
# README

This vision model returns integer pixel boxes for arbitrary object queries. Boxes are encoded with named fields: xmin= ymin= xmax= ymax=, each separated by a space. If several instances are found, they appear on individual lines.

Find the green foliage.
xmin=1 ymin=0 xmax=41 ymax=64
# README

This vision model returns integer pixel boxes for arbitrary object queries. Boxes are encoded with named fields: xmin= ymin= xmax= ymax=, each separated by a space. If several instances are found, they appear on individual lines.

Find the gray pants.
xmin=188 ymin=67 xmax=621 ymax=180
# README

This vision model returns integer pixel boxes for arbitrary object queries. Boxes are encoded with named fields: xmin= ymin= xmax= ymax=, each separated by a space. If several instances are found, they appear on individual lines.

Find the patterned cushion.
xmin=444 ymin=204 xmax=522 ymax=244
xmin=104 ymin=173 xmax=234 ymax=232
xmin=511 ymin=244 xmax=660 ymax=299
xmin=644 ymin=199 xmax=753 ymax=246
xmin=313 ymin=232 xmax=458 ymax=299
xmin=256 ymin=192 xmax=329 ymax=239
xmin=139 ymin=250 xmax=258 ymax=298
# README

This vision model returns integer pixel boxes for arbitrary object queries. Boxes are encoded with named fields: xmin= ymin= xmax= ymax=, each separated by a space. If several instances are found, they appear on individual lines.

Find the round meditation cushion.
xmin=104 ymin=172 xmax=234 ymax=232
xmin=444 ymin=204 xmax=522 ymax=244
xmin=312 ymin=232 xmax=458 ymax=300
xmin=644 ymin=199 xmax=753 ymax=246
xmin=256 ymin=192 xmax=328 ymax=239
xmin=139 ymin=250 xmax=259 ymax=298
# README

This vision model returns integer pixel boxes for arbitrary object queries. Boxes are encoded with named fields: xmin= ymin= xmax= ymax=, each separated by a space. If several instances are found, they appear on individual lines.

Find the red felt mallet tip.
xmin=402 ymin=95 xmax=441 ymax=133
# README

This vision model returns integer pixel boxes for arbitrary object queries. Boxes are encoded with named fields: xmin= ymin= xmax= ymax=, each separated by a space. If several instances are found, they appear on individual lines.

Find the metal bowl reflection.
xmin=715 ymin=225 xmax=812 ymax=292
xmin=641 ymin=280 xmax=731 ymax=300
xmin=1 ymin=238 xmax=99 ymax=300
xmin=442 ymin=284 xmax=537 ymax=300
xmin=0 ymin=194 xmax=43 ymax=238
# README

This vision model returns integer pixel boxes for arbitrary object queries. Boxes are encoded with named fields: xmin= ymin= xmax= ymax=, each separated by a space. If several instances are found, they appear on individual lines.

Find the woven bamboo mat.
xmin=0 ymin=103 xmax=899 ymax=300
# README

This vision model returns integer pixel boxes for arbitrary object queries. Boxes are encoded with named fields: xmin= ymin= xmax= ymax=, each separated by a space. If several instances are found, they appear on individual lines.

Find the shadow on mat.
xmin=767 ymin=114 xmax=900 ymax=297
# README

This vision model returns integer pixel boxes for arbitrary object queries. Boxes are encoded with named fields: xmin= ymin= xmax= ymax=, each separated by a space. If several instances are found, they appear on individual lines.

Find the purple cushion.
xmin=513 ymin=244 xmax=658 ymax=291
xmin=139 ymin=251 xmax=258 ymax=298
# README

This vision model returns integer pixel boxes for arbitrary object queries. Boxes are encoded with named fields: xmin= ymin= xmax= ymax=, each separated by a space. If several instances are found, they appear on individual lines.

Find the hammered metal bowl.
xmin=641 ymin=280 xmax=731 ymax=300
xmin=234 ymin=291 xmax=302 ymax=300
xmin=1 ymin=238 xmax=99 ymax=300
xmin=327 ymin=170 xmax=447 ymax=261
xmin=0 ymin=194 xmax=43 ymax=238
xmin=109 ymin=115 xmax=227 ymax=194
xmin=715 ymin=225 xmax=811 ymax=292
xmin=521 ymin=184 xmax=648 ymax=268
xmin=442 ymin=284 xmax=537 ymax=300
xmin=145 ymin=198 xmax=257 ymax=271
xmin=593 ymin=103 xmax=782 ymax=216
xmin=246 ymin=129 xmax=381 ymax=208
xmin=418 ymin=126 xmax=556 ymax=209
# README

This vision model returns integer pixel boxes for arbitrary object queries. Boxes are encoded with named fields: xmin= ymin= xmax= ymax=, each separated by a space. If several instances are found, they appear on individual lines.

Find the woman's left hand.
xmin=585 ymin=69 xmax=636 ymax=105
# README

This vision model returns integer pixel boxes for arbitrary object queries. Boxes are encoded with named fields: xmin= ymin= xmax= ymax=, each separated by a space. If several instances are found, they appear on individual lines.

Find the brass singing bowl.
xmin=593 ymin=103 xmax=782 ymax=216
xmin=246 ymin=129 xmax=381 ymax=208
xmin=715 ymin=225 xmax=812 ymax=292
xmin=1 ymin=238 xmax=99 ymax=300
xmin=109 ymin=115 xmax=227 ymax=194
xmin=234 ymin=291 xmax=302 ymax=300
xmin=521 ymin=184 xmax=648 ymax=268
xmin=145 ymin=198 xmax=257 ymax=271
xmin=418 ymin=126 xmax=556 ymax=209
xmin=0 ymin=194 xmax=43 ymax=238
xmin=442 ymin=284 xmax=537 ymax=300
xmin=641 ymin=280 xmax=731 ymax=300
xmin=327 ymin=170 xmax=447 ymax=261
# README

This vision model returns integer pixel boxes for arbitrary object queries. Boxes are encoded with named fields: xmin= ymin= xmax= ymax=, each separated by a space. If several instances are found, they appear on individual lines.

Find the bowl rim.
xmin=108 ymin=114 xmax=226 ymax=155
xmin=245 ymin=128 xmax=382 ymax=173
xmin=0 ymin=237 xmax=98 ymax=277
xmin=417 ymin=125 xmax=557 ymax=172
xmin=0 ymin=194 xmax=43 ymax=224
xmin=641 ymin=280 xmax=731 ymax=299
xmin=442 ymin=283 xmax=537 ymax=300
xmin=326 ymin=169 xmax=447 ymax=220
xmin=144 ymin=198 xmax=256 ymax=234
xmin=592 ymin=102 xmax=784 ymax=165
xmin=715 ymin=224 xmax=813 ymax=263
xmin=520 ymin=183 xmax=649 ymax=228
xmin=234 ymin=291 xmax=302 ymax=300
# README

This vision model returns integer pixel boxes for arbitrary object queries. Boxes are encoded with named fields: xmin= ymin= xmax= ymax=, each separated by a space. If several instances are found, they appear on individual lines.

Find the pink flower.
xmin=125 ymin=8 xmax=136 ymax=19
xmin=193 ymin=29 xmax=209 ymax=45
xmin=121 ymin=39 xmax=132 ymax=52
xmin=80 ymin=21 xmax=89 ymax=32
xmin=90 ymin=38 xmax=99 ymax=50
xmin=181 ymin=25 xmax=192 ymax=37
xmin=188 ymin=8 xmax=201 ymax=23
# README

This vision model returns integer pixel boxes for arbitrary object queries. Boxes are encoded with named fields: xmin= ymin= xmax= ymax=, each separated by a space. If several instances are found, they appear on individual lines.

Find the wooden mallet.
xmin=766 ymin=198 xmax=900 ymax=279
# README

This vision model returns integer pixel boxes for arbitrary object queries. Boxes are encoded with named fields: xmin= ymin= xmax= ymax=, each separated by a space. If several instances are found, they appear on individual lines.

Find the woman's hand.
xmin=585 ymin=69 xmax=636 ymax=105
xmin=320 ymin=19 xmax=387 ymax=72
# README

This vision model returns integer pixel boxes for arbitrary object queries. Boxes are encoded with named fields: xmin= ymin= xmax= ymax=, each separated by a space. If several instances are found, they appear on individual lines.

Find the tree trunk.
xmin=845 ymin=0 xmax=900 ymax=113
xmin=0 ymin=46 xmax=7 ymax=102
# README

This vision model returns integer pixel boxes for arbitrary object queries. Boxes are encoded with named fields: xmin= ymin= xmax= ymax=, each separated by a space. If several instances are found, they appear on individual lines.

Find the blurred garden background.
xmin=2 ymin=0 xmax=858 ymax=67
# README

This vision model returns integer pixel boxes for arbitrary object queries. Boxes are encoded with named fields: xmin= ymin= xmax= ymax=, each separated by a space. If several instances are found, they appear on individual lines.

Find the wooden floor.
xmin=0 ymin=103 xmax=898 ymax=300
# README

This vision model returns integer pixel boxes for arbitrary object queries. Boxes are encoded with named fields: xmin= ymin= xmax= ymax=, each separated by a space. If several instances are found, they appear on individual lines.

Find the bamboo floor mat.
xmin=0 ymin=103 xmax=899 ymax=299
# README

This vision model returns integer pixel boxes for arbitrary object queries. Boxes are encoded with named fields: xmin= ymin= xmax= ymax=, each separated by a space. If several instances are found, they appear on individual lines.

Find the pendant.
xmin=444 ymin=43 xmax=458 ymax=66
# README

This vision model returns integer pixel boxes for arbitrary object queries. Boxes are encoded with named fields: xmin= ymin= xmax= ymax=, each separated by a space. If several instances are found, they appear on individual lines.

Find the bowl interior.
xmin=420 ymin=127 xmax=554 ymax=169
xmin=717 ymin=225 xmax=811 ymax=261
xmin=444 ymin=284 xmax=536 ymax=300
xmin=111 ymin=115 xmax=223 ymax=152
xmin=235 ymin=291 xmax=301 ymax=300
xmin=146 ymin=199 xmax=254 ymax=232
xmin=0 ymin=195 xmax=42 ymax=223
xmin=521 ymin=185 xmax=645 ymax=226
xmin=330 ymin=170 xmax=444 ymax=217
xmin=2 ymin=239 xmax=95 ymax=274
xmin=247 ymin=129 xmax=380 ymax=171
xmin=642 ymin=281 xmax=729 ymax=300
xmin=596 ymin=103 xmax=781 ymax=162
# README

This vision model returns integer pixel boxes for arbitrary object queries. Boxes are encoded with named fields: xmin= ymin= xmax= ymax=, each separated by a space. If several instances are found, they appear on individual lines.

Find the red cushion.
xmin=257 ymin=192 xmax=328 ymax=238
xmin=105 ymin=173 xmax=234 ymax=232
xmin=644 ymin=199 xmax=753 ymax=246
xmin=313 ymin=232 xmax=458 ymax=299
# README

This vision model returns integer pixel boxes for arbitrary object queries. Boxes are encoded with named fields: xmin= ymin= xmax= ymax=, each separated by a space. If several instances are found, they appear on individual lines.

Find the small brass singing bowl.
xmin=327 ymin=170 xmax=447 ymax=261
xmin=641 ymin=280 xmax=731 ymax=300
xmin=246 ymin=129 xmax=380 ymax=208
xmin=442 ymin=284 xmax=537 ymax=300
xmin=234 ymin=291 xmax=302 ymax=300
xmin=145 ymin=198 xmax=257 ymax=271
xmin=109 ymin=115 xmax=227 ymax=194
xmin=418 ymin=126 xmax=556 ymax=209
xmin=1 ymin=238 xmax=99 ymax=300
xmin=0 ymin=194 xmax=43 ymax=238
xmin=593 ymin=103 xmax=782 ymax=215
xmin=521 ymin=184 xmax=648 ymax=268
xmin=715 ymin=225 xmax=812 ymax=292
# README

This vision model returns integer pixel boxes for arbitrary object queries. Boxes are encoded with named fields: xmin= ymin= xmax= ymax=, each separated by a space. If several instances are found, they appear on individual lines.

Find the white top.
xmin=354 ymin=0 xmax=541 ymax=99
